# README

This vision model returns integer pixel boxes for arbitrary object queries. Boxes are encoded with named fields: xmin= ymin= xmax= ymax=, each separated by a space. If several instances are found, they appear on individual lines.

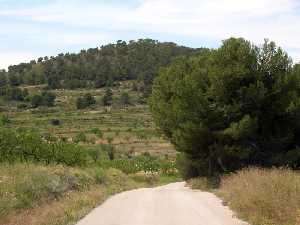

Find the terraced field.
xmin=5 ymin=82 xmax=175 ymax=158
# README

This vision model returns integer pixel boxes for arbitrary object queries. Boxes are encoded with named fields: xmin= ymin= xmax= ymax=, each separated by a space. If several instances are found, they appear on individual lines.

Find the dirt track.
xmin=76 ymin=182 xmax=247 ymax=225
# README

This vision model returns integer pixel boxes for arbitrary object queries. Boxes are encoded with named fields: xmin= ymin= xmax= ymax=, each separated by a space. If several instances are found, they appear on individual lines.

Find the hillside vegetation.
xmin=0 ymin=164 xmax=177 ymax=225
xmin=0 ymin=39 xmax=199 ymax=100
xmin=2 ymin=37 xmax=300 ymax=225
xmin=0 ymin=79 xmax=178 ymax=224
xmin=151 ymin=37 xmax=300 ymax=225
xmin=151 ymin=38 xmax=300 ymax=177
xmin=187 ymin=167 xmax=300 ymax=225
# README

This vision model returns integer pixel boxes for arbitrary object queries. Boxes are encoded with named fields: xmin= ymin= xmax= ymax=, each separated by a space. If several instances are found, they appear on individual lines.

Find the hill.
xmin=0 ymin=39 xmax=199 ymax=94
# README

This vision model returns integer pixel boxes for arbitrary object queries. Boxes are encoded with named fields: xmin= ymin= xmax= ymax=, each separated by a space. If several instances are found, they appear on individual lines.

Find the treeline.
xmin=151 ymin=38 xmax=300 ymax=177
xmin=0 ymin=39 xmax=198 ymax=95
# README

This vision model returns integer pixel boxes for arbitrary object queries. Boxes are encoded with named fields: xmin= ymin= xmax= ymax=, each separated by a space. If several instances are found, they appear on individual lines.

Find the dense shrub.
xmin=87 ymin=147 xmax=102 ymax=163
xmin=74 ymin=132 xmax=87 ymax=143
xmin=51 ymin=119 xmax=60 ymax=126
xmin=0 ymin=86 xmax=28 ymax=101
xmin=0 ymin=115 xmax=10 ymax=126
xmin=0 ymin=164 xmax=104 ymax=217
xmin=31 ymin=91 xmax=56 ymax=108
xmin=76 ymin=93 xmax=96 ymax=109
xmin=0 ymin=128 xmax=87 ymax=166
xmin=101 ymin=144 xmax=115 ymax=160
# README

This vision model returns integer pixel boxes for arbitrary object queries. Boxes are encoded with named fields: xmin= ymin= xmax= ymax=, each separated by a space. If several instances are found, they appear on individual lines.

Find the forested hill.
xmin=0 ymin=39 xmax=200 ymax=93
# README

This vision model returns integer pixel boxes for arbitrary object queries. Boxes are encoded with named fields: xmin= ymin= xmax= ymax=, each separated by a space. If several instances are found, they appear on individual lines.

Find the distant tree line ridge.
xmin=0 ymin=39 xmax=200 ymax=95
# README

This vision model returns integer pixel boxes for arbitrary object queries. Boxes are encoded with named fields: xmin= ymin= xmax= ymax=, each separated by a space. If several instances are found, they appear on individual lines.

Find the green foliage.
xmin=0 ymin=115 xmax=11 ymax=126
xmin=0 ymin=86 xmax=28 ymax=101
xmin=31 ymin=91 xmax=56 ymax=108
xmin=119 ymin=92 xmax=131 ymax=106
xmin=151 ymin=38 xmax=300 ymax=177
xmin=87 ymin=147 xmax=102 ymax=163
xmin=90 ymin=127 xmax=103 ymax=138
xmin=0 ymin=128 xmax=87 ymax=166
xmin=101 ymin=144 xmax=115 ymax=160
xmin=74 ymin=132 xmax=87 ymax=143
xmin=0 ymin=164 xmax=105 ymax=217
xmin=76 ymin=93 xmax=96 ymax=109
xmin=105 ymin=154 xmax=177 ymax=175
xmin=31 ymin=94 xmax=43 ymax=108
xmin=102 ymin=88 xmax=113 ymax=106
xmin=3 ymin=39 xmax=198 ymax=96
xmin=0 ymin=71 xmax=7 ymax=87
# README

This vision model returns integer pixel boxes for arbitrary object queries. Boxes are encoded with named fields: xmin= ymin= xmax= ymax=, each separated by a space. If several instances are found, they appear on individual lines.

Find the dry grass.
xmin=187 ymin=177 xmax=218 ymax=191
xmin=218 ymin=167 xmax=300 ymax=225
xmin=0 ymin=164 xmax=180 ymax=225
xmin=1 ymin=188 xmax=104 ymax=225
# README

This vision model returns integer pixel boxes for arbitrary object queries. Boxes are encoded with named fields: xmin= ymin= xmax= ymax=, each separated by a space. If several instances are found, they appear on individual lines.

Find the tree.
xmin=76 ymin=97 xmax=84 ymax=109
xmin=4 ymin=39 xmax=198 ymax=91
xmin=102 ymin=88 xmax=113 ymax=106
xmin=119 ymin=92 xmax=131 ymax=106
xmin=30 ymin=91 xmax=56 ymax=108
xmin=8 ymin=74 xmax=20 ymax=86
xmin=76 ymin=93 xmax=96 ymax=109
xmin=41 ymin=91 xmax=56 ymax=106
xmin=31 ymin=94 xmax=43 ymax=108
xmin=0 ymin=71 xmax=7 ymax=87
xmin=150 ymin=38 xmax=300 ymax=177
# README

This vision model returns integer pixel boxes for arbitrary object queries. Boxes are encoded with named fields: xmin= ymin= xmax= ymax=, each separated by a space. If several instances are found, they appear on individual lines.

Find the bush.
xmin=76 ymin=93 xmax=96 ymax=109
xmin=0 ymin=164 xmax=101 ymax=217
xmin=87 ymin=148 xmax=102 ymax=163
xmin=31 ymin=94 xmax=43 ymax=108
xmin=101 ymin=144 xmax=115 ymax=160
xmin=31 ymin=91 xmax=56 ymax=108
xmin=17 ymin=103 xmax=29 ymax=109
xmin=0 ymin=115 xmax=10 ymax=125
xmin=0 ymin=86 xmax=28 ymax=101
xmin=218 ymin=168 xmax=300 ymax=225
xmin=51 ymin=119 xmax=60 ymax=126
xmin=0 ymin=128 xmax=88 ymax=166
xmin=176 ymin=153 xmax=204 ymax=179
xmin=74 ymin=132 xmax=87 ymax=143
xmin=89 ymin=127 xmax=103 ymax=138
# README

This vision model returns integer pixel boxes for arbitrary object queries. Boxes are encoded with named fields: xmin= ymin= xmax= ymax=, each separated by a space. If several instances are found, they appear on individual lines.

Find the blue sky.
xmin=0 ymin=0 xmax=300 ymax=69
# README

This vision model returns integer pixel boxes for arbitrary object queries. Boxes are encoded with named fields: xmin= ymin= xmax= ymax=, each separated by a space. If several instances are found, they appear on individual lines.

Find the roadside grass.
xmin=186 ymin=177 xmax=219 ymax=192
xmin=0 ymin=164 xmax=180 ymax=225
xmin=0 ymin=163 xmax=104 ymax=218
xmin=188 ymin=168 xmax=300 ymax=225
xmin=218 ymin=168 xmax=300 ymax=225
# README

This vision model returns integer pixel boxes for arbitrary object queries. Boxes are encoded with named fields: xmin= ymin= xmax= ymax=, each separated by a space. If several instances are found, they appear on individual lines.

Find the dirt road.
xmin=76 ymin=182 xmax=247 ymax=225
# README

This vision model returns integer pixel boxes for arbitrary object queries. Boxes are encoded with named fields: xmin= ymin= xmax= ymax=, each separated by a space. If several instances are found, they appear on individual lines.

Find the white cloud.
xmin=0 ymin=52 xmax=40 ymax=69
xmin=1 ymin=0 xmax=300 ymax=68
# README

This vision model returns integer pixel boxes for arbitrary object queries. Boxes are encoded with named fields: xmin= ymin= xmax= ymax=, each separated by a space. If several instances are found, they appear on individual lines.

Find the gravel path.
xmin=76 ymin=182 xmax=248 ymax=225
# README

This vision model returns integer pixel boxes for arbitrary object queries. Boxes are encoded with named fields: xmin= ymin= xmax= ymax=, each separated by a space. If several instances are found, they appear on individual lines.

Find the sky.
xmin=0 ymin=0 xmax=300 ymax=69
